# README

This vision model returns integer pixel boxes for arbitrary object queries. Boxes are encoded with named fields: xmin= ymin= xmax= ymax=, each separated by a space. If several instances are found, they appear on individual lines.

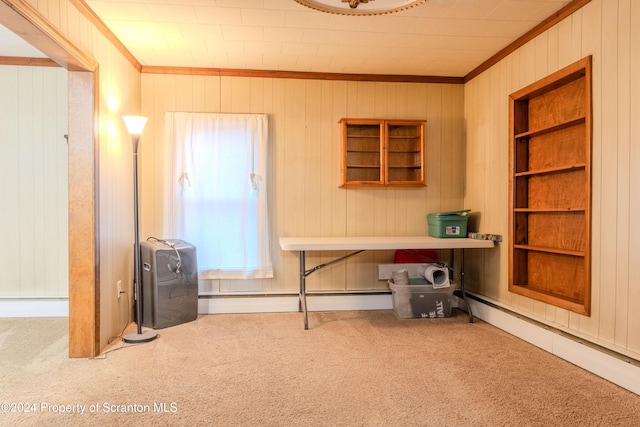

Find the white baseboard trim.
xmin=198 ymin=293 xmax=393 ymax=314
xmin=466 ymin=296 xmax=640 ymax=396
xmin=0 ymin=299 xmax=69 ymax=318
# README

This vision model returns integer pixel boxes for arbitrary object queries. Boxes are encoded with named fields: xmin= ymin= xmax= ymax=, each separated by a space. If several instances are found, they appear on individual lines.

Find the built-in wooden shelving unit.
xmin=508 ymin=56 xmax=592 ymax=315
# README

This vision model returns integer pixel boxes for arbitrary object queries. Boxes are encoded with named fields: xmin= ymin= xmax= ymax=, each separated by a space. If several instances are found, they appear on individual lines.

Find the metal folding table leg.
xmin=458 ymin=249 xmax=474 ymax=323
xmin=297 ymin=249 xmax=365 ymax=330
xmin=299 ymin=250 xmax=308 ymax=330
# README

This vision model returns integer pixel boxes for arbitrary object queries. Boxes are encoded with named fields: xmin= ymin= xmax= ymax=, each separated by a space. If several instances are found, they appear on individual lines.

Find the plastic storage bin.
xmin=427 ymin=210 xmax=470 ymax=238
xmin=388 ymin=281 xmax=455 ymax=318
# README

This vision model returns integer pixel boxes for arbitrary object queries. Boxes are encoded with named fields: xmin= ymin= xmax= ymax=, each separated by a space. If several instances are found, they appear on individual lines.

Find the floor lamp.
xmin=122 ymin=115 xmax=158 ymax=344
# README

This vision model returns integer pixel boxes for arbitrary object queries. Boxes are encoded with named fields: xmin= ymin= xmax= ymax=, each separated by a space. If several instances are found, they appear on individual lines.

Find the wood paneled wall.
xmin=141 ymin=75 xmax=466 ymax=293
xmin=0 ymin=65 xmax=68 ymax=298
xmin=20 ymin=0 xmax=150 ymax=352
xmin=464 ymin=0 xmax=640 ymax=358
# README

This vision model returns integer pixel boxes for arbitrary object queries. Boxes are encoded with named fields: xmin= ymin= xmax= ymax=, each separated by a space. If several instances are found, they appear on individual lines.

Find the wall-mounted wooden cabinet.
xmin=340 ymin=118 xmax=425 ymax=187
xmin=508 ymin=56 xmax=592 ymax=315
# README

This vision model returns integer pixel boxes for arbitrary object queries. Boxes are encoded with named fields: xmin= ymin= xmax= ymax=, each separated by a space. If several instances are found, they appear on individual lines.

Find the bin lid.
xmin=428 ymin=209 xmax=471 ymax=217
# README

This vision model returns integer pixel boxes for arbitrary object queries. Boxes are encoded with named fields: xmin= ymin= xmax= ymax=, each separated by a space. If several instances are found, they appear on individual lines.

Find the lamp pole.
xmin=122 ymin=115 xmax=157 ymax=344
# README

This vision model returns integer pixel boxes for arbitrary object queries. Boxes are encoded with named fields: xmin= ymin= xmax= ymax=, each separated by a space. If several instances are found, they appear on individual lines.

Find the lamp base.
xmin=122 ymin=329 xmax=158 ymax=344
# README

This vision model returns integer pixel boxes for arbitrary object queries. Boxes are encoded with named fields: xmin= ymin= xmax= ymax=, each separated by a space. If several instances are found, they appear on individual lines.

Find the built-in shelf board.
xmin=514 ymin=163 xmax=586 ymax=177
xmin=513 ymin=208 xmax=586 ymax=212
xmin=508 ymin=56 xmax=592 ymax=315
xmin=513 ymin=245 xmax=585 ymax=257
xmin=514 ymin=117 xmax=586 ymax=139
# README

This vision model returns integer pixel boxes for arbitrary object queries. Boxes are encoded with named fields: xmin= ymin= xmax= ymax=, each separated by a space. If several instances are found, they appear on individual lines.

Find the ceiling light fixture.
xmin=294 ymin=0 xmax=429 ymax=15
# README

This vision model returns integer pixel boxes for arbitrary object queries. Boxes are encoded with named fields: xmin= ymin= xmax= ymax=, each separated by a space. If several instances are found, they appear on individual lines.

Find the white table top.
xmin=279 ymin=236 xmax=494 ymax=251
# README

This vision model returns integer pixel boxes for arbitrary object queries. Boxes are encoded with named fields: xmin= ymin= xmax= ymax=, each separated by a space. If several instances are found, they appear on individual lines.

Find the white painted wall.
xmin=22 ymin=0 xmax=149 ymax=349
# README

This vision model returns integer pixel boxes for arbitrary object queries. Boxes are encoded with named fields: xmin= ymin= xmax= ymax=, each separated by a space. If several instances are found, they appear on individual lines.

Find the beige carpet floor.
xmin=1 ymin=309 xmax=639 ymax=426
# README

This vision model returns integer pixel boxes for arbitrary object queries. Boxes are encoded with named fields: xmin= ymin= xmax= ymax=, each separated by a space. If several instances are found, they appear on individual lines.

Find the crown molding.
xmin=464 ymin=0 xmax=592 ymax=82
xmin=69 ymin=0 xmax=140 ymax=72
xmin=140 ymin=65 xmax=464 ymax=84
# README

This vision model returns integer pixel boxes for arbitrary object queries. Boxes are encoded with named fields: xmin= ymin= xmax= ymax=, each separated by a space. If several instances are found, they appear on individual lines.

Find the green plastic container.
xmin=427 ymin=210 xmax=470 ymax=238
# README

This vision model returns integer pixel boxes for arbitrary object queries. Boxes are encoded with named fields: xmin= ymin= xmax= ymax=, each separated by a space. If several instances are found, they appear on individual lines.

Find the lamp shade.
xmin=122 ymin=115 xmax=148 ymax=135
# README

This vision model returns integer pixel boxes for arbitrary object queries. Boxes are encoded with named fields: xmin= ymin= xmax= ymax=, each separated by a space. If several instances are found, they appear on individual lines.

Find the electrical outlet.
xmin=117 ymin=280 xmax=123 ymax=299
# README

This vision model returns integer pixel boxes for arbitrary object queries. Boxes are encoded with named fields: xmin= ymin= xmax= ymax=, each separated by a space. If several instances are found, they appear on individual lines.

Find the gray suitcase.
xmin=140 ymin=239 xmax=198 ymax=329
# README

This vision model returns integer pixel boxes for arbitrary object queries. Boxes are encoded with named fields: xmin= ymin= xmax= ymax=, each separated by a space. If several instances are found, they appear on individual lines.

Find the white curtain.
xmin=163 ymin=112 xmax=272 ymax=279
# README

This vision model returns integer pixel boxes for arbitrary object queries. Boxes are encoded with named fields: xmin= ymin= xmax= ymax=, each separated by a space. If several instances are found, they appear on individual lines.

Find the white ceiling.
xmin=3 ymin=0 xmax=572 ymax=77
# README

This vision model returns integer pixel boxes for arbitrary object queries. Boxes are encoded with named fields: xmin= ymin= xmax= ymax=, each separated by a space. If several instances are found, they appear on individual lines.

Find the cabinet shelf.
xmin=508 ymin=56 xmax=592 ymax=316
xmin=388 ymin=136 xmax=420 ymax=139
xmin=346 ymin=135 xmax=380 ymax=138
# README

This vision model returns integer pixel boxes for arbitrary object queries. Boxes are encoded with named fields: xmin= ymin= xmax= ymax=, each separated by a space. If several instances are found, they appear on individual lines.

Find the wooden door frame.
xmin=1 ymin=0 xmax=100 ymax=357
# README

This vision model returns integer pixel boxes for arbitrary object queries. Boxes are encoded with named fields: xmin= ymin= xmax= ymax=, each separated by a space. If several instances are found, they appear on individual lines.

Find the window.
xmin=163 ymin=112 xmax=272 ymax=280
